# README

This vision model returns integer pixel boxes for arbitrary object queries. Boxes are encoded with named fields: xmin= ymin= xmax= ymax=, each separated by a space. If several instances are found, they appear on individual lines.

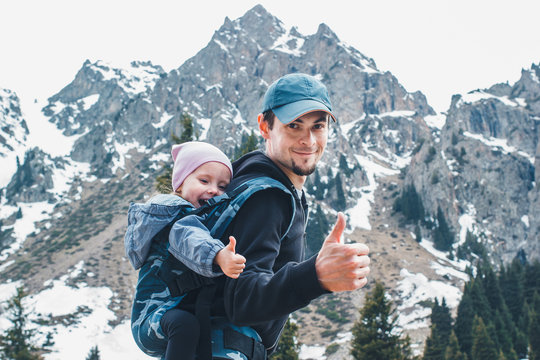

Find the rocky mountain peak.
xmin=314 ymin=22 xmax=340 ymax=42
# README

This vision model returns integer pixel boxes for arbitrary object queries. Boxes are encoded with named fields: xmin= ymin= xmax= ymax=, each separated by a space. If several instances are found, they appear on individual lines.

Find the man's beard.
xmin=292 ymin=160 xmax=317 ymax=176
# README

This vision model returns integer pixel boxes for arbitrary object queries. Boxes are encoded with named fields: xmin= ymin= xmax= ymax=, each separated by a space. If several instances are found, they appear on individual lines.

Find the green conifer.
xmin=393 ymin=184 xmax=424 ymax=223
xmin=85 ymin=346 xmax=100 ymax=360
xmin=0 ymin=287 xmax=43 ymax=360
xmin=424 ymin=298 xmax=453 ymax=360
xmin=305 ymin=204 xmax=330 ymax=257
xmin=269 ymin=319 xmax=299 ymax=360
xmin=529 ymin=292 xmax=540 ymax=360
xmin=471 ymin=316 xmax=498 ymax=360
xmin=500 ymin=260 xmax=524 ymax=324
xmin=455 ymin=287 xmax=475 ymax=357
xmin=350 ymin=281 xmax=412 ymax=360
xmin=432 ymin=207 xmax=454 ymax=252
xmin=334 ymin=173 xmax=347 ymax=211
xmin=443 ymin=331 xmax=467 ymax=360
xmin=155 ymin=113 xmax=194 ymax=193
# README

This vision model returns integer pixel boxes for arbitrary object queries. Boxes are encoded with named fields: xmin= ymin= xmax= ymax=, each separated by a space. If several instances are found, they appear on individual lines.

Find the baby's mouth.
xmin=198 ymin=199 xmax=208 ymax=207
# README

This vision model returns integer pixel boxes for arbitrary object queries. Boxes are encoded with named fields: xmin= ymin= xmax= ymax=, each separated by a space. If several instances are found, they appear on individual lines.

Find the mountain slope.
xmin=0 ymin=5 xmax=537 ymax=359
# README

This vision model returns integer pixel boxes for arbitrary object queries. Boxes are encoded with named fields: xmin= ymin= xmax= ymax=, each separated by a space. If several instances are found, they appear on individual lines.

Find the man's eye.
xmin=288 ymin=123 xmax=298 ymax=129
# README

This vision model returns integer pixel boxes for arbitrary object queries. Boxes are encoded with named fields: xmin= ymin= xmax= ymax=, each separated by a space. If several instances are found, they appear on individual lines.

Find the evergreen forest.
xmin=423 ymin=258 xmax=540 ymax=360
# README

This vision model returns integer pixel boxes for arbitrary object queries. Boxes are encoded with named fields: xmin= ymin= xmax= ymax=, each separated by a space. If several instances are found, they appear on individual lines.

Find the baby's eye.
xmin=218 ymin=185 xmax=227 ymax=191
xmin=200 ymin=178 xmax=209 ymax=184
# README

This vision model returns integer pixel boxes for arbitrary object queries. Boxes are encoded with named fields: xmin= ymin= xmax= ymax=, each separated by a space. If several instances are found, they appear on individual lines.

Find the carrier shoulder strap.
xmin=200 ymin=176 xmax=296 ymax=241
xmin=190 ymin=176 xmax=295 ymax=360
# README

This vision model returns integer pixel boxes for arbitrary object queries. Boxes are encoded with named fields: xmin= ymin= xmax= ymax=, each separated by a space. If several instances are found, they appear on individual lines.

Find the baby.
xmin=126 ymin=141 xmax=246 ymax=360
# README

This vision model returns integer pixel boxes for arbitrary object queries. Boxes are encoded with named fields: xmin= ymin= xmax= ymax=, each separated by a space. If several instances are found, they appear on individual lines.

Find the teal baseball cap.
xmin=261 ymin=73 xmax=337 ymax=124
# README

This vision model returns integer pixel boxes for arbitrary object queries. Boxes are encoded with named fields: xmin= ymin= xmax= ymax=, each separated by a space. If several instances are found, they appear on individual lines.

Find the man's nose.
xmin=299 ymin=129 xmax=316 ymax=145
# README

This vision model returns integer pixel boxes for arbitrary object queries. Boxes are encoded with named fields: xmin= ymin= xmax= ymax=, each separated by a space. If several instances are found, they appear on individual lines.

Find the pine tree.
xmin=350 ymin=281 xmax=411 ymax=360
xmin=393 ymin=184 xmax=424 ymax=223
xmin=524 ymin=261 xmax=540 ymax=304
xmin=339 ymin=154 xmax=353 ymax=178
xmin=443 ymin=331 xmax=466 ymax=360
xmin=155 ymin=113 xmax=195 ymax=193
xmin=529 ymin=292 xmax=540 ymax=360
xmin=269 ymin=319 xmax=299 ymax=360
xmin=0 ymin=287 xmax=43 ymax=360
xmin=179 ymin=113 xmax=195 ymax=143
xmin=414 ymin=223 xmax=422 ymax=243
xmin=471 ymin=316 xmax=498 ymax=360
xmin=234 ymin=131 xmax=259 ymax=160
xmin=432 ymin=207 xmax=454 ymax=252
xmin=85 ymin=345 xmax=100 ymax=360
xmin=500 ymin=259 xmax=524 ymax=324
xmin=333 ymin=173 xmax=347 ymax=211
xmin=305 ymin=204 xmax=330 ymax=257
xmin=424 ymin=298 xmax=453 ymax=360
xmin=455 ymin=287 xmax=475 ymax=357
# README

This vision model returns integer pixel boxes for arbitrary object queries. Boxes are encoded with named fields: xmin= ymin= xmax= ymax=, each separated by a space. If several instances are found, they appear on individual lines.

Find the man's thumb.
xmin=227 ymin=236 xmax=237 ymax=253
xmin=324 ymin=212 xmax=346 ymax=245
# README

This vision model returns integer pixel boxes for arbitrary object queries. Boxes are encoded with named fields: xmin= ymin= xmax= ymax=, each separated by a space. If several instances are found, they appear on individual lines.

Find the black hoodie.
xmin=216 ymin=151 xmax=328 ymax=353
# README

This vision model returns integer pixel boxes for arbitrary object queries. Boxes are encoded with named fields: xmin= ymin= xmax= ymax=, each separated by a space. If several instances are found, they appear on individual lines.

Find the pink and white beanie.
xmin=171 ymin=141 xmax=233 ymax=192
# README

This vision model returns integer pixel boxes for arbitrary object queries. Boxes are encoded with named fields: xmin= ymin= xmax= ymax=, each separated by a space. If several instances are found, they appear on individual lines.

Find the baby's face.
xmin=176 ymin=161 xmax=231 ymax=208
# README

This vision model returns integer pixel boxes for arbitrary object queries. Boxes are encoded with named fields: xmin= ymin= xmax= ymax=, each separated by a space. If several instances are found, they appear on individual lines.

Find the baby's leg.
xmin=160 ymin=308 xmax=200 ymax=360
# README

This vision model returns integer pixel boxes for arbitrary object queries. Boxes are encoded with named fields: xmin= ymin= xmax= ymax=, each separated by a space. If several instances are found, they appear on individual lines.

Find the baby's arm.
xmin=168 ymin=214 xmax=244 ymax=278
xmin=214 ymin=236 xmax=246 ymax=279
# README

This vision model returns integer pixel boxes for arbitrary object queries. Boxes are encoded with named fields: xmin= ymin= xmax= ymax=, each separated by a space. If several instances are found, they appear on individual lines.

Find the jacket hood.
xmin=230 ymin=151 xmax=295 ymax=193
xmin=124 ymin=194 xmax=193 ymax=269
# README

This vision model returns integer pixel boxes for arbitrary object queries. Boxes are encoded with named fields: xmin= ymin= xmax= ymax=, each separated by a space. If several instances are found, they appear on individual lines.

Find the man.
xmin=217 ymin=73 xmax=371 ymax=355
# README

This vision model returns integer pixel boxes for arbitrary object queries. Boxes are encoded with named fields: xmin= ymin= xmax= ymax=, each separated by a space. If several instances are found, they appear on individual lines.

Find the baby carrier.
xmin=128 ymin=176 xmax=296 ymax=360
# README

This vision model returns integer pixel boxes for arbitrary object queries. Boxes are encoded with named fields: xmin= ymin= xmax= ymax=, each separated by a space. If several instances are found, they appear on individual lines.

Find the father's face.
xmin=260 ymin=111 xmax=329 ymax=185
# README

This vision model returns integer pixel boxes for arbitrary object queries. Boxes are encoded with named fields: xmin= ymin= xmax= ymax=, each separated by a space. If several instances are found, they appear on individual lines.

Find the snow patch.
xmin=347 ymin=154 xmax=399 ymax=230
xmin=424 ymin=113 xmax=446 ymax=129
xmin=396 ymin=269 xmax=463 ymax=330
xmin=463 ymin=131 xmax=534 ymax=164
xmin=153 ymin=112 xmax=173 ymax=129
xmin=459 ymin=90 xmax=523 ymax=107
xmin=198 ymin=118 xmax=212 ymax=140
xmin=378 ymin=110 xmax=415 ymax=118
xmin=0 ymin=201 xmax=56 ymax=262
xmin=521 ymin=215 xmax=530 ymax=228
xmin=299 ymin=343 xmax=326 ymax=359
xmin=80 ymin=94 xmax=100 ymax=111
xmin=270 ymin=29 xmax=305 ymax=56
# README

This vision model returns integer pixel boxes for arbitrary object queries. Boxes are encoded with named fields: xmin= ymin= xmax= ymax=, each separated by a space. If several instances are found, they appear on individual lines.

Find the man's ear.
xmin=258 ymin=113 xmax=270 ymax=140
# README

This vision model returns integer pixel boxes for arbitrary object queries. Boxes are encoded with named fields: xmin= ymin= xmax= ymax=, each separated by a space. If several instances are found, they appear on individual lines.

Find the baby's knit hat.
xmin=171 ymin=141 xmax=233 ymax=192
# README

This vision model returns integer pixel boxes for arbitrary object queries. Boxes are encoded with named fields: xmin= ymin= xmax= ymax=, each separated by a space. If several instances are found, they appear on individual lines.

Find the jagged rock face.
xmin=0 ymin=4 xmax=436 ymax=252
xmin=0 ymin=88 xmax=28 ymax=156
xmin=1 ymin=4 xmax=537 ymax=271
xmin=5 ymin=148 xmax=58 ymax=204
xmin=407 ymin=65 xmax=540 ymax=262
xmin=42 ymin=60 xmax=167 ymax=164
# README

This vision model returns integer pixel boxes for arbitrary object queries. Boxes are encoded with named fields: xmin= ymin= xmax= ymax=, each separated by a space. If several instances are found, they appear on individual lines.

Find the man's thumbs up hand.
xmin=315 ymin=213 xmax=370 ymax=292
xmin=322 ymin=212 xmax=346 ymax=245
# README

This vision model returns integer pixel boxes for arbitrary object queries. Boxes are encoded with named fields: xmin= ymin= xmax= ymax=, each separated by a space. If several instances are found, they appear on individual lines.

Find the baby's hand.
xmin=214 ymin=236 xmax=246 ymax=279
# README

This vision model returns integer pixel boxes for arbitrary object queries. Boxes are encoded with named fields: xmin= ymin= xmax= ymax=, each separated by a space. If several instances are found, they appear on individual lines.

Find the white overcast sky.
xmin=1 ymin=0 xmax=539 ymax=113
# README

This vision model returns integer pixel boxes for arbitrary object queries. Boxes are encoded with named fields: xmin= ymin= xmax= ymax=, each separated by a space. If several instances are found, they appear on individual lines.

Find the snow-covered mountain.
xmin=0 ymin=5 xmax=538 ymax=359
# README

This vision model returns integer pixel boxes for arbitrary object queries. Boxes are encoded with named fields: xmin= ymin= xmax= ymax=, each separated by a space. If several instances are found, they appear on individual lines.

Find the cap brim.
xmin=273 ymin=99 xmax=337 ymax=124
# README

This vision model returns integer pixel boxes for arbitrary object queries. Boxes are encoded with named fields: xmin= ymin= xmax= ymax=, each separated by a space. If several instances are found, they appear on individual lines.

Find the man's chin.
xmin=292 ymin=164 xmax=317 ymax=176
